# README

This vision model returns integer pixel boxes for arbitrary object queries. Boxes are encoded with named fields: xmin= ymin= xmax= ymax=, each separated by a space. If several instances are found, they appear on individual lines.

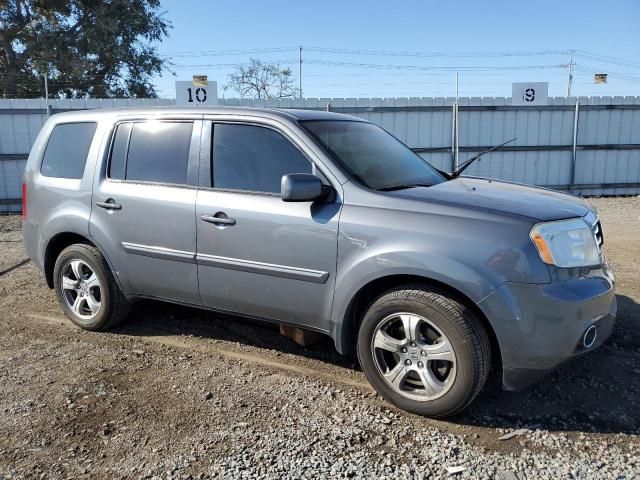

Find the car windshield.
xmin=301 ymin=120 xmax=446 ymax=191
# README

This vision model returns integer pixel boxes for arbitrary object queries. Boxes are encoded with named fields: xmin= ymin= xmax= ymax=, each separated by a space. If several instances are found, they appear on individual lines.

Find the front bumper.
xmin=478 ymin=269 xmax=616 ymax=390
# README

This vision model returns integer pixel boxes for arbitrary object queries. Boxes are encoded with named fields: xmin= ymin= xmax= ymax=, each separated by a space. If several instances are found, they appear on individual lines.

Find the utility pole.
xmin=298 ymin=46 xmax=303 ymax=99
xmin=567 ymin=50 xmax=575 ymax=97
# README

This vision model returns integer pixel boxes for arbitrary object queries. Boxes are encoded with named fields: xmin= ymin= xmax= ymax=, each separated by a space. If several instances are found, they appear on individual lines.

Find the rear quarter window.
xmin=108 ymin=123 xmax=132 ymax=180
xmin=40 ymin=122 xmax=97 ymax=179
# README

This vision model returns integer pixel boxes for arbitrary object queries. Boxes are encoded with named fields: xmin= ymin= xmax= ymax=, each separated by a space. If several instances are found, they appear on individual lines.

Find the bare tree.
xmin=226 ymin=58 xmax=299 ymax=99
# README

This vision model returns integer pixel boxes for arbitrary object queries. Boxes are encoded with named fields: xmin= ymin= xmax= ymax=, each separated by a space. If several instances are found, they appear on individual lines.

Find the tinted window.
xmin=213 ymin=124 xmax=311 ymax=193
xmin=41 ymin=122 xmax=97 ymax=179
xmin=125 ymin=122 xmax=193 ymax=184
xmin=108 ymin=123 xmax=131 ymax=180
xmin=302 ymin=121 xmax=445 ymax=191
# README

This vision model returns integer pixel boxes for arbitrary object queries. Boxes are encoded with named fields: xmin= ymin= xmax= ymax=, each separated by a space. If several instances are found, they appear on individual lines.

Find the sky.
xmin=152 ymin=0 xmax=640 ymax=100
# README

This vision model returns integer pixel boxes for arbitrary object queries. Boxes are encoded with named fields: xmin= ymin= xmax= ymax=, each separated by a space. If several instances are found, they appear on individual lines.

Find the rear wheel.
xmin=53 ymin=244 xmax=129 ymax=331
xmin=357 ymin=286 xmax=490 ymax=417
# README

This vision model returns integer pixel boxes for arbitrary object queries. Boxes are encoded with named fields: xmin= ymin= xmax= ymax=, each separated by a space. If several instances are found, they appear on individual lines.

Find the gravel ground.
xmin=0 ymin=197 xmax=639 ymax=479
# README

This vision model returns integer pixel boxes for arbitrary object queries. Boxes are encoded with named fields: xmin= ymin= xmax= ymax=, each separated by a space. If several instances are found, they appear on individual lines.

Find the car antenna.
xmin=450 ymin=138 xmax=516 ymax=179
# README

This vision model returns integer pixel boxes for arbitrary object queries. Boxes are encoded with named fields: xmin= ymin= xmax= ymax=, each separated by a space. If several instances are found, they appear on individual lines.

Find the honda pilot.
xmin=22 ymin=107 xmax=616 ymax=417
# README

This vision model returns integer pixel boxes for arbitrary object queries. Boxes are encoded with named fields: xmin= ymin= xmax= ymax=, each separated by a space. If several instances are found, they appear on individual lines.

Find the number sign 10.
xmin=187 ymin=87 xmax=207 ymax=103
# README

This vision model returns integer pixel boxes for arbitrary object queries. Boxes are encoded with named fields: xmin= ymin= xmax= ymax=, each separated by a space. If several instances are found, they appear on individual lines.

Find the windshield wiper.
xmin=449 ymin=138 xmax=516 ymax=179
xmin=377 ymin=183 xmax=433 ymax=192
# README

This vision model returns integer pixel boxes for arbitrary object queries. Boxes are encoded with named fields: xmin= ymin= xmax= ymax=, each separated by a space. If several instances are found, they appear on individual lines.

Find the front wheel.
xmin=53 ymin=244 xmax=130 ymax=331
xmin=357 ymin=286 xmax=491 ymax=417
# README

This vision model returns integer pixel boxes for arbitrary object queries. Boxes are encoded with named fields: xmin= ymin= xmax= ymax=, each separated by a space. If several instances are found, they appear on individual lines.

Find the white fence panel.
xmin=2 ymin=96 xmax=640 ymax=212
xmin=462 ymin=150 xmax=573 ymax=187
xmin=0 ymin=159 xmax=26 ymax=212
xmin=575 ymin=149 xmax=640 ymax=196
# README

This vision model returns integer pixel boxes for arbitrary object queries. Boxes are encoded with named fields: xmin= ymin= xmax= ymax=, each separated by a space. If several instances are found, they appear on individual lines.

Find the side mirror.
xmin=281 ymin=173 xmax=324 ymax=202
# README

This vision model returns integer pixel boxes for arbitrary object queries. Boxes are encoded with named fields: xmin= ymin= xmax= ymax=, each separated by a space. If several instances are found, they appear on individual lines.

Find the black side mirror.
xmin=281 ymin=173 xmax=324 ymax=202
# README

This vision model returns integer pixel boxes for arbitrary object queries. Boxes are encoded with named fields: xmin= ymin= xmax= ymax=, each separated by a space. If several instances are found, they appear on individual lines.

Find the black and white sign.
xmin=511 ymin=82 xmax=548 ymax=106
xmin=175 ymin=80 xmax=218 ymax=106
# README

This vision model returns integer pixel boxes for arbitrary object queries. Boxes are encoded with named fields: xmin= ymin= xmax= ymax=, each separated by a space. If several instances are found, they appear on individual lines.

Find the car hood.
xmin=390 ymin=177 xmax=591 ymax=222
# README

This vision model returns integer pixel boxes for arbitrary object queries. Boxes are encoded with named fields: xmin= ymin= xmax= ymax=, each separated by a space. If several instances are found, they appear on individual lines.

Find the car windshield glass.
xmin=301 ymin=120 xmax=446 ymax=190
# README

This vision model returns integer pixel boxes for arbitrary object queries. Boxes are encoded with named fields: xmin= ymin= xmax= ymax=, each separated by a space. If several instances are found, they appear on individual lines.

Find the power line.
xmin=573 ymin=64 xmax=640 ymax=84
xmin=4 ymin=45 xmax=638 ymax=98
xmin=304 ymin=46 xmax=567 ymax=58
xmin=159 ymin=45 xmax=568 ymax=59
xmin=302 ymin=59 xmax=567 ymax=71
xmin=300 ymin=71 xmax=640 ymax=77
xmin=5 ymin=65 xmax=638 ymax=76
xmin=172 ymin=59 xmax=298 ymax=69
xmin=575 ymin=50 xmax=640 ymax=70
xmin=173 ymin=59 xmax=569 ymax=72
xmin=160 ymin=47 xmax=297 ymax=58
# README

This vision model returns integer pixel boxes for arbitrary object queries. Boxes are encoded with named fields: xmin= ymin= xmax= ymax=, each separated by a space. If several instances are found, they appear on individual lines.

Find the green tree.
xmin=226 ymin=58 xmax=299 ymax=99
xmin=0 ymin=0 xmax=171 ymax=98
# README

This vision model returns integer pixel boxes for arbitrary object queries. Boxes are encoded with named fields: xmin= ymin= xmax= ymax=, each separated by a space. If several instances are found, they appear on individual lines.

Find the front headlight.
xmin=530 ymin=218 xmax=600 ymax=268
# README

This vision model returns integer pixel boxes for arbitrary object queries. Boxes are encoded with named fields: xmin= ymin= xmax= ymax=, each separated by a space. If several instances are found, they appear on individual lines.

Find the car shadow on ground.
xmin=111 ymin=294 xmax=639 ymax=436
xmin=112 ymin=299 xmax=357 ymax=370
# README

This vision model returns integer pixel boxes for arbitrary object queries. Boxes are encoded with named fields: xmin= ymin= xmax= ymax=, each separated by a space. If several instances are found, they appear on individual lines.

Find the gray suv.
xmin=22 ymin=107 xmax=616 ymax=417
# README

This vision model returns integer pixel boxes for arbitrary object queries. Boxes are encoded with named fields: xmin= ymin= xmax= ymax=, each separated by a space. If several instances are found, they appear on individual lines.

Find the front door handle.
xmin=96 ymin=199 xmax=122 ymax=210
xmin=201 ymin=213 xmax=236 ymax=226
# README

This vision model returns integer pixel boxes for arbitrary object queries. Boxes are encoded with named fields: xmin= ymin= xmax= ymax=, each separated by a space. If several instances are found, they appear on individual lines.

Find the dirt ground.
xmin=0 ymin=197 xmax=639 ymax=479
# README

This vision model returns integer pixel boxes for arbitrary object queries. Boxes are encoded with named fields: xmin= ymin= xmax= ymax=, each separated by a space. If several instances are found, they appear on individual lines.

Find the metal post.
xmin=298 ymin=46 xmax=303 ymax=99
xmin=451 ymin=101 xmax=457 ymax=171
xmin=567 ymin=50 xmax=574 ymax=97
xmin=455 ymin=101 xmax=460 ymax=169
xmin=44 ymin=72 xmax=50 ymax=117
xmin=454 ymin=73 xmax=460 ymax=170
xmin=569 ymin=100 xmax=580 ymax=193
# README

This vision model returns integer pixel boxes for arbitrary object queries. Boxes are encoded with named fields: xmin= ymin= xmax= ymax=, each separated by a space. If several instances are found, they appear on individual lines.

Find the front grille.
xmin=593 ymin=220 xmax=604 ymax=251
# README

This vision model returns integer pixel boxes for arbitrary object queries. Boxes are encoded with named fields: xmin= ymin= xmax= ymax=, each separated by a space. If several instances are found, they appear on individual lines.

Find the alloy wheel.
xmin=371 ymin=312 xmax=457 ymax=401
xmin=60 ymin=259 xmax=102 ymax=319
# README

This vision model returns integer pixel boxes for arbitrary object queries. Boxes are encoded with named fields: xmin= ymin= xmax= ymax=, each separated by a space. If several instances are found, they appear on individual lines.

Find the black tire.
xmin=357 ymin=285 xmax=490 ymax=418
xmin=53 ymin=243 xmax=130 ymax=331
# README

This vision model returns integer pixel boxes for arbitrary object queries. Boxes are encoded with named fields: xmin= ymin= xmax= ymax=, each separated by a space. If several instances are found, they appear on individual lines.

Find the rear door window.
xmin=108 ymin=121 xmax=193 ymax=185
xmin=40 ymin=122 xmax=97 ymax=179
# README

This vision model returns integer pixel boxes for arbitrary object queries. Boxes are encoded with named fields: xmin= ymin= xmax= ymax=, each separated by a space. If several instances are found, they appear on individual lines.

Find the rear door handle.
xmin=201 ymin=213 xmax=236 ymax=226
xmin=96 ymin=199 xmax=122 ymax=210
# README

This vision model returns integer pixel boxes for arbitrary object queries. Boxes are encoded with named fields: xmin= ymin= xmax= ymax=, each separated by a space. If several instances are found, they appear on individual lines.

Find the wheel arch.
xmin=43 ymin=231 xmax=124 ymax=294
xmin=335 ymin=273 xmax=502 ymax=372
